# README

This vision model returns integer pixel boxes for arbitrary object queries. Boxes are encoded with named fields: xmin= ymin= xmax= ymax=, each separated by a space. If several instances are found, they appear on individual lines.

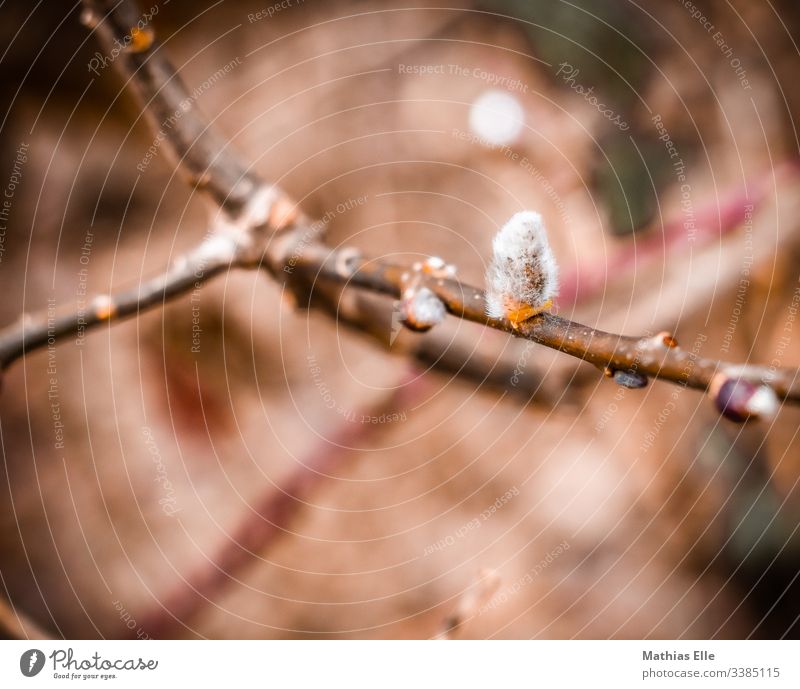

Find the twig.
xmin=0 ymin=236 xmax=231 ymax=368
xmin=1 ymin=0 xmax=798 ymax=416
xmin=81 ymin=0 xmax=263 ymax=216
xmin=285 ymin=243 xmax=800 ymax=402
xmin=5 ymin=225 xmax=798 ymax=404
xmin=309 ymin=287 xmax=583 ymax=407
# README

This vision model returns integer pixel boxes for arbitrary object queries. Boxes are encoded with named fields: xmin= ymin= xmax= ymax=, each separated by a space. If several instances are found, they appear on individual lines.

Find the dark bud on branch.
xmin=612 ymin=369 xmax=648 ymax=389
xmin=710 ymin=375 xmax=779 ymax=422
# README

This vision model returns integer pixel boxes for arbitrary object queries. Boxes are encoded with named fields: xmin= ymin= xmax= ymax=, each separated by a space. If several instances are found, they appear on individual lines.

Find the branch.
xmin=307 ymin=286 xmax=581 ymax=407
xmin=2 ymin=0 xmax=301 ymax=370
xmin=0 ymin=0 xmax=797 ymax=422
xmin=0 ymin=223 xmax=255 ymax=369
xmin=283 ymin=242 xmax=800 ymax=404
xmin=81 ymin=0 xmax=263 ymax=216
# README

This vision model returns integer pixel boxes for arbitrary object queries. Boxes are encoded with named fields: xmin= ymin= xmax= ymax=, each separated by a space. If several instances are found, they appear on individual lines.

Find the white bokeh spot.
xmin=468 ymin=89 xmax=524 ymax=146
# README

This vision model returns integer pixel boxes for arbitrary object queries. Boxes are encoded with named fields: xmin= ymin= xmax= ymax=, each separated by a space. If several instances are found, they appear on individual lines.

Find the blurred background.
xmin=2 ymin=0 xmax=800 ymax=639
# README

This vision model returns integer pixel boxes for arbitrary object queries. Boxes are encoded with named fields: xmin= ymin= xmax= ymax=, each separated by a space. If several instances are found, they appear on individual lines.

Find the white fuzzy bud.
xmin=399 ymin=287 xmax=446 ymax=332
xmin=485 ymin=211 xmax=559 ymax=323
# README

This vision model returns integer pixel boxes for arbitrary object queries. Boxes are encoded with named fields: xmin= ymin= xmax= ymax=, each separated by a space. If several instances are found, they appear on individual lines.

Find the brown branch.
xmin=0 ymin=0 xmax=301 ymax=370
xmin=308 ymin=286 xmax=582 ymax=407
xmin=81 ymin=0 xmax=263 ymax=216
xmin=0 ymin=237 xmax=233 ymax=368
xmin=0 ymin=214 xmax=288 ymax=370
xmin=1 ymin=0 xmax=797 ymax=419
xmin=284 ymin=242 xmax=800 ymax=403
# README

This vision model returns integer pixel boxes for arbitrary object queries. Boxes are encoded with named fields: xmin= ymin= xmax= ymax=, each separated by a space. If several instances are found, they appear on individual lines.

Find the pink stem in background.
xmin=138 ymin=369 xmax=427 ymax=639
xmin=557 ymin=164 xmax=800 ymax=308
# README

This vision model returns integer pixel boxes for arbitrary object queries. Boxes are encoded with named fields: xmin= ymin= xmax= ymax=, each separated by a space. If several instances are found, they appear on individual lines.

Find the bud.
xmin=127 ymin=26 xmax=155 ymax=53
xmin=92 ymin=295 xmax=116 ymax=321
xmin=418 ymin=256 xmax=456 ymax=278
xmin=612 ymin=369 xmax=648 ymax=389
xmin=425 ymin=256 xmax=445 ymax=271
xmin=654 ymin=331 xmax=678 ymax=348
xmin=485 ymin=211 xmax=558 ymax=328
xmin=80 ymin=8 xmax=99 ymax=28
xmin=398 ymin=287 xmax=446 ymax=332
xmin=710 ymin=375 xmax=779 ymax=422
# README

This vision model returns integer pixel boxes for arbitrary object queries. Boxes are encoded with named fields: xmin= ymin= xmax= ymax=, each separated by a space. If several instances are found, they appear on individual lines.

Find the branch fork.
xmin=1 ymin=0 xmax=797 ymax=423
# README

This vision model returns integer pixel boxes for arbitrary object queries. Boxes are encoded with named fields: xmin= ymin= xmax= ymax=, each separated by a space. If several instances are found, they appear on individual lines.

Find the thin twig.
xmin=309 ymin=287 xmax=581 ymax=407
xmin=81 ymin=0 xmax=263 ymax=215
xmin=0 ymin=237 xmax=232 ymax=368
xmin=285 ymin=242 xmax=800 ymax=402
xmin=1 ymin=0 xmax=797 ymax=414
